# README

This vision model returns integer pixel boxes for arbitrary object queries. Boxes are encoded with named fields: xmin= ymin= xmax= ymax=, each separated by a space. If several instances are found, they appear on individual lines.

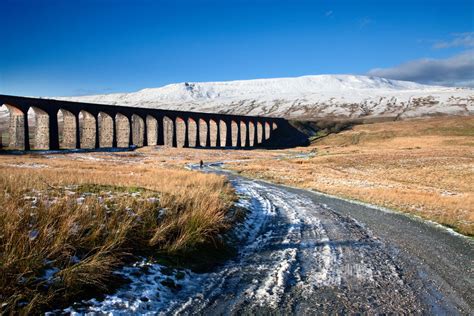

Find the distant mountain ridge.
xmin=55 ymin=75 xmax=473 ymax=120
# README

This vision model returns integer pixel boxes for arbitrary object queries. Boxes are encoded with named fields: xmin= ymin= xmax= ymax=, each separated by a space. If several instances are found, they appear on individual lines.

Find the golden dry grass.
xmin=1 ymin=115 xmax=472 ymax=312
xmin=226 ymin=116 xmax=474 ymax=236
xmin=0 ymin=154 xmax=235 ymax=313
xmin=100 ymin=117 xmax=473 ymax=236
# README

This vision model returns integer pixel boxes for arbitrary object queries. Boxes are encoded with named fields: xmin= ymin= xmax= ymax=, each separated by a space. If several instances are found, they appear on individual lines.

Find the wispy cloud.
xmin=433 ymin=32 xmax=474 ymax=49
xmin=358 ymin=17 xmax=373 ymax=29
xmin=357 ymin=17 xmax=374 ymax=29
xmin=72 ymin=88 xmax=114 ymax=96
xmin=325 ymin=10 xmax=333 ymax=17
xmin=367 ymin=50 xmax=474 ymax=87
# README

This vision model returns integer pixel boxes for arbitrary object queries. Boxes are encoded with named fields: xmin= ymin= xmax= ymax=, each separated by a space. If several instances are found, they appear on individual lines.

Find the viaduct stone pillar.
xmin=98 ymin=113 xmax=114 ymax=148
xmin=146 ymin=116 xmax=157 ymax=146
xmin=32 ymin=108 xmax=49 ymax=150
xmin=80 ymin=111 xmax=97 ymax=149
xmin=58 ymin=110 xmax=76 ymax=149
xmin=8 ymin=110 xmax=28 ymax=150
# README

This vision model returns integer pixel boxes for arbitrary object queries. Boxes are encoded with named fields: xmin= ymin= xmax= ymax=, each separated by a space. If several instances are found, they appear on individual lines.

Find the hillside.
xmin=54 ymin=75 xmax=474 ymax=120
xmin=224 ymin=116 xmax=474 ymax=236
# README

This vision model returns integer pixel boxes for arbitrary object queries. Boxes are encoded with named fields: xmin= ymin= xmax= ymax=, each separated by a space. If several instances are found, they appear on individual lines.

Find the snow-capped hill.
xmin=56 ymin=75 xmax=473 ymax=120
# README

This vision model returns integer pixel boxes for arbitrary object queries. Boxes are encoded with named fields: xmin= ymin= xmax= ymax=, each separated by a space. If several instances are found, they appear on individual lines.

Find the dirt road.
xmin=66 ymin=164 xmax=473 ymax=314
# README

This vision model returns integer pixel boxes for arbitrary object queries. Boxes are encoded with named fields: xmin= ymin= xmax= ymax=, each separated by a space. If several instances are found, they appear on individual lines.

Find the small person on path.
xmin=200 ymin=160 xmax=204 ymax=168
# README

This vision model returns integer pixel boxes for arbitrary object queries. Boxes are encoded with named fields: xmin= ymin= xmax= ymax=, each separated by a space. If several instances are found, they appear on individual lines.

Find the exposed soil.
xmin=65 ymin=164 xmax=473 ymax=314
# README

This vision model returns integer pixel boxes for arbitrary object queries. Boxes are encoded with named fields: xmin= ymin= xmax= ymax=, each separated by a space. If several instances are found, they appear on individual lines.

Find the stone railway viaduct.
xmin=0 ymin=94 xmax=303 ymax=151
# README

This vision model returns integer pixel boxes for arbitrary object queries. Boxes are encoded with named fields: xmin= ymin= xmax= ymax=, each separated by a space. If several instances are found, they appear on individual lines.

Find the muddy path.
xmin=64 ymin=163 xmax=473 ymax=315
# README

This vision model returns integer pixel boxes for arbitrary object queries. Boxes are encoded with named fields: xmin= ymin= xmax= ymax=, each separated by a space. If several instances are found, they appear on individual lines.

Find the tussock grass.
xmin=227 ymin=116 xmax=474 ymax=236
xmin=0 ymin=165 xmax=235 ymax=313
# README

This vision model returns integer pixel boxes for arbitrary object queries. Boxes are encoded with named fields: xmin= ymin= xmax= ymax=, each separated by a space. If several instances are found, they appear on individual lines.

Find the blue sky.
xmin=0 ymin=0 xmax=473 ymax=96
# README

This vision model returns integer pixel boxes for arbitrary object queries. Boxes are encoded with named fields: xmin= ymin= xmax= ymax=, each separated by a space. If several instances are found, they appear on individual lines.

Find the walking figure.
xmin=200 ymin=160 xmax=204 ymax=168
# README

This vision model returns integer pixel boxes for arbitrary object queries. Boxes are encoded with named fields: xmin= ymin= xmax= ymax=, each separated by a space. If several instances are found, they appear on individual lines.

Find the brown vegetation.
xmin=1 ymin=115 xmax=472 ymax=313
xmin=227 ymin=116 xmax=474 ymax=236
xmin=0 ymin=157 xmax=235 ymax=313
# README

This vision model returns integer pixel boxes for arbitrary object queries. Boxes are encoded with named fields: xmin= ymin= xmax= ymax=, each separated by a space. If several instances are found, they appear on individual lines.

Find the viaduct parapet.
xmin=0 ymin=94 xmax=305 ymax=151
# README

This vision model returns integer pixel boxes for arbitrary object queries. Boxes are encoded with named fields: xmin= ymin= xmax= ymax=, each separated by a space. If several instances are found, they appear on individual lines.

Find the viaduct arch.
xmin=0 ymin=94 xmax=297 ymax=151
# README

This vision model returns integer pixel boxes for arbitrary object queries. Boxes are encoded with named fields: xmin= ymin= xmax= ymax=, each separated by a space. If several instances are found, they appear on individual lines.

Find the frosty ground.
xmin=1 ymin=116 xmax=473 ymax=314
xmin=60 ymin=162 xmax=473 ymax=314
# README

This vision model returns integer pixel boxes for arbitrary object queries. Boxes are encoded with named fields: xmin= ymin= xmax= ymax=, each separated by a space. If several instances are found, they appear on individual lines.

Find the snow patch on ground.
xmin=61 ymin=178 xmax=277 ymax=314
xmin=58 ymin=167 xmax=423 ymax=314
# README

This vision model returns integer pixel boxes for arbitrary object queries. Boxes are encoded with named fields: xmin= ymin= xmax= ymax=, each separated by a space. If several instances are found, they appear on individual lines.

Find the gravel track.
xmin=65 ymin=164 xmax=473 ymax=315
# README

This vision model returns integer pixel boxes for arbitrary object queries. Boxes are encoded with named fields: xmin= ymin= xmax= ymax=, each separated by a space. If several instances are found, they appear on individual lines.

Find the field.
xmin=118 ymin=116 xmax=473 ymax=236
xmin=1 ymin=115 xmax=473 ymax=312
xmin=0 ymin=153 xmax=235 ymax=313
xmin=226 ymin=116 xmax=474 ymax=236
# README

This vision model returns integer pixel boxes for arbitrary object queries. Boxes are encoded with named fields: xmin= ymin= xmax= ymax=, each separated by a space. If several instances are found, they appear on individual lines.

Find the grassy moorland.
xmin=1 ymin=116 xmax=472 ymax=312
xmin=227 ymin=116 xmax=474 ymax=236
xmin=0 ymin=157 xmax=235 ymax=313
xmin=129 ymin=116 xmax=473 ymax=236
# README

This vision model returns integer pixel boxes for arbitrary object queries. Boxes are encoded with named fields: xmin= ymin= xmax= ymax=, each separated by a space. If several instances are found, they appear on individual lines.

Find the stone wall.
xmin=132 ymin=114 xmax=144 ymax=147
xmin=219 ymin=120 xmax=227 ymax=146
xmin=188 ymin=119 xmax=197 ymax=147
xmin=256 ymin=122 xmax=263 ymax=144
xmin=231 ymin=121 xmax=238 ymax=147
xmin=265 ymin=122 xmax=271 ymax=140
xmin=9 ymin=112 xmax=25 ymax=149
xmin=199 ymin=119 xmax=207 ymax=147
xmin=61 ymin=109 xmax=76 ymax=149
xmin=116 ymin=114 xmax=130 ymax=147
xmin=248 ymin=122 xmax=255 ymax=146
xmin=175 ymin=118 xmax=186 ymax=148
xmin=99 ymin=112 xmax=113 ymax=148
xmin=240 ymin=121 xmax=247 ymax=147
xmin=146 ymin=116 xmax=158 ymax=146
xmin=1 ymin=96 xmax=286 ymax=151
xmin=33 ymin=107 xmax=49 ymax=149
xmin=163 ymin=117 xmax=173 ymax=146
xmin=79 ymin=111 xmax=96 ymax=149
xmin=209 ymin=120 xmax=218 ymax=147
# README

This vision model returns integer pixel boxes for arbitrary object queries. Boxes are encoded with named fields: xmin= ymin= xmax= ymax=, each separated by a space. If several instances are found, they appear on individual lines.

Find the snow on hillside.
xmin=31 ymin=75 xmax=474 ymax=120
xmin=54 ymin=75 xmax=473 ymax=120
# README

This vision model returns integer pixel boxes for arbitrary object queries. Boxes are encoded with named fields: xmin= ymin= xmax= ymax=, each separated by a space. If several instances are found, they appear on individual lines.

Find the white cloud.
xmin=367 ymin=50 xmax=474 ymax=87
xmin=433 ymin=32 xmax=474 ymax=49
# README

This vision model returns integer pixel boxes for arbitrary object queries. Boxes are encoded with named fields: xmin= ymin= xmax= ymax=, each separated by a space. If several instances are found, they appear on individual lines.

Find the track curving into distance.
xmin=65 ymin=163 xmax=473 ymax=315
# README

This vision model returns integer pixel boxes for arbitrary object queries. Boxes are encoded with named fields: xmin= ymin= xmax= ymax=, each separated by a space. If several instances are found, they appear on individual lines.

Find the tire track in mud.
xmin=192 ymin=179 xmax=424 ymax=314
xmin=63 ymin=166 xmax=470 ymax=315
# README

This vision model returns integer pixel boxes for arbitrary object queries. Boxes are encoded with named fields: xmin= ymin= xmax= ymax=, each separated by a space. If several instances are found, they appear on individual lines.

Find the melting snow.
xmin=58 ymin=170 xmax=409 ymax=314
